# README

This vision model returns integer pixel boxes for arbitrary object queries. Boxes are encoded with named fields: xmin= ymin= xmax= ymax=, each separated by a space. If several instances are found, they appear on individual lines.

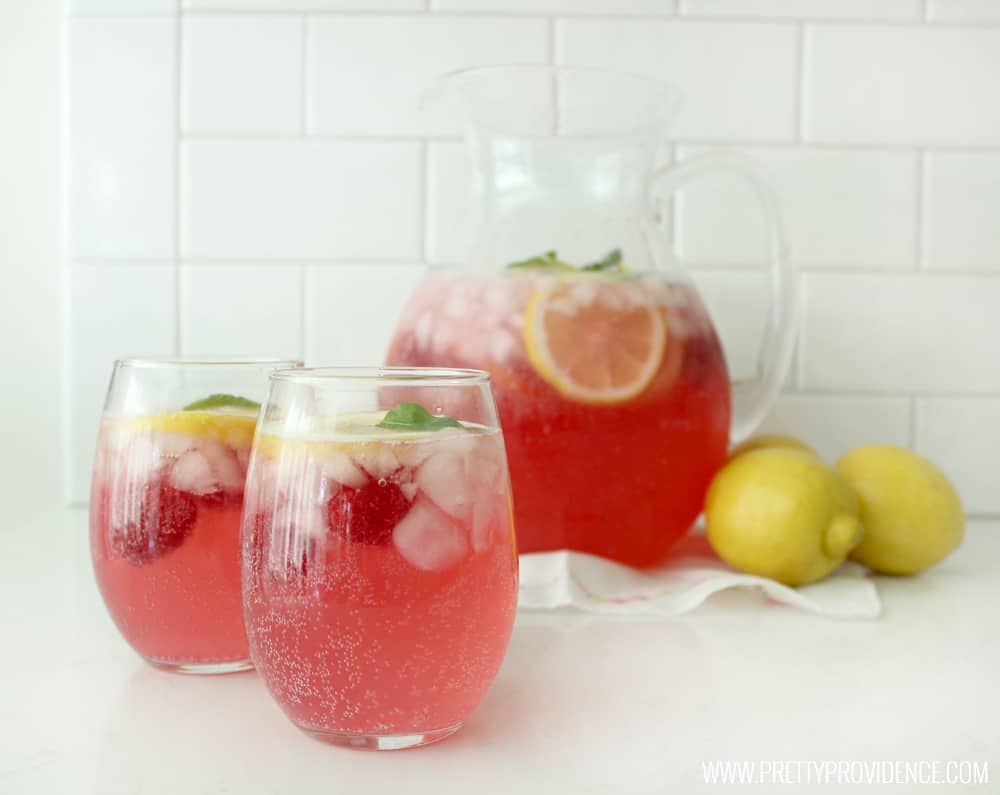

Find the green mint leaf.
xmin=182 ymin=393 xmax=260 ymax=412
xmin=506 ymin=250 xmax=559 ymax=269
xmin=376 ymin=402 xmax=464 ymax=432
xmin=581 ymin=248 xmax=623 ymax=272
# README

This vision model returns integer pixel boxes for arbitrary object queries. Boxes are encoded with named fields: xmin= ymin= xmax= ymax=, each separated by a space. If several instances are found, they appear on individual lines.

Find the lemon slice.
xmin=523 ymin=277 xmax=667 ymax=404
xmin=126 ymin=411 xmax=258 ymax=448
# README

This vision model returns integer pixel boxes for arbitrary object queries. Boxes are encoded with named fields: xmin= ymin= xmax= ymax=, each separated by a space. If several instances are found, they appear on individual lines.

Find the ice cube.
xmin=155 ymin=431 xmax=197 ymax=459
xmin=395 ymin=438 xmax=437 ymax=468
xmin=393 ymin=497 xmax=468 ymax=572
xmin=468 ymin=439 xmax=505 ymax=494
xmin=197 ymin=438 xmax=246 ymax=495
xmin=351 ymin=444 xmax=399 ymax=480
xmin=400 ymin=482 xmax=419 ymax=501
xmin=471 ymin=497 xmax=506 ymax=553
xmin=415 ymin=449 xmax=471 ymax=521
xmin=170 ymin=450 xmax=217 ymax=495
xmin=320 ymin=449 xmax=368 ymax=489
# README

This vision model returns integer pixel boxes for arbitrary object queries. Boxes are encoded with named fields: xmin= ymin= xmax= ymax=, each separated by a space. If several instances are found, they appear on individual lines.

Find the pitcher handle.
xmin=651 ymin=152 xmax=798 ymax=444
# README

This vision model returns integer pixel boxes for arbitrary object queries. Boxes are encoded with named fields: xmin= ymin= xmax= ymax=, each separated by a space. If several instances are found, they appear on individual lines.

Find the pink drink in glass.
xmin=90 ymin=412 xmax=255 ymax=671
xmin=243 ymin=413 xmax=517 ymax=748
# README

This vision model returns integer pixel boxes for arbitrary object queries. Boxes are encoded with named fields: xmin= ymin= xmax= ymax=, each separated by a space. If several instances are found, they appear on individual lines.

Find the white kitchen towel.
xmin=518 ymin=532 xmax=881 ymax=619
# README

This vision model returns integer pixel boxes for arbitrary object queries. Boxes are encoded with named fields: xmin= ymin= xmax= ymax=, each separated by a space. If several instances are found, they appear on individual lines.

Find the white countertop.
xmin=3 ymin=508 xmax=998 ymax=794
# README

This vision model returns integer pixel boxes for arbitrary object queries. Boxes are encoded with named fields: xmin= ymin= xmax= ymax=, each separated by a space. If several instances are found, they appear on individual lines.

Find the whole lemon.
xmin=706 ymin=448 xmax=864 ymax=586
xmin=730 ymin=434 xmax=817 ymax=459
xmin=835 ymin=445 xmax=964 ymax=575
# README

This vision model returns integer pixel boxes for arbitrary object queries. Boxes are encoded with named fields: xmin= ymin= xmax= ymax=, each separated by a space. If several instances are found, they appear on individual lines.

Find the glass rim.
xmin=116 ymin=356 xmax=304 ymax=369
xmin=270 ymin=366 xmax=491 ymax=387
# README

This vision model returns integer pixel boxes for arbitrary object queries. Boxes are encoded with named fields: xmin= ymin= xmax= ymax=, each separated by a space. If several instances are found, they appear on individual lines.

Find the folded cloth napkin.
xmin=517 ymin=532 xmax=881 ymax=619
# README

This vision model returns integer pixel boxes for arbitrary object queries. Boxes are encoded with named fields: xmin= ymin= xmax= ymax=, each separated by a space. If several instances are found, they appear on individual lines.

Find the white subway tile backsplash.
xmin=925 ymin=153 xmax=1000 ymax=272
xmin=681 ymin=0 xmax=920 ymax=19
xmin=676 ymin=147 xmax=917 ymax=269
xmin=71 ymin=19 xmax=176 ymax=260
xmin=800 ymin=274 xmax=1000 ymax=393
xmin=916 ymin=398 xmax=1000 ymax=515
xmin=433 ymin=0 xmax=675 ymax=13
xmin=180 ymin=265 xmax=303 ymax=358
xmin=805 ymin=25 xmax=1000 ymax=146
xmin=62 ymin=3 xmax=1000 ymax=514
xmin=307 ymin=17 xmax=549 ymax=136
xmin=72 ymin=0 xmax=177 ymax=13
xmin=558 ymin=20 xmax=797 ymax=142
xmin=306 ymin=265 xmax=426 ymax=365
xmin=928 ymin=0 xmax=1000 ymax=21
xmin=759 ymin=394 xmax=912 ymax=462
xmin=184 ymin=0 xmax=422 ymax=9
xmin=181 ymin=140 xmax=422 ymax=259
xmin=182 ymin=16 xmax=302 ymax=135
xmin=68 ymin=265 xmax=177 ymax=502
xmin=690 ymin=269 xmax=770 ymax=381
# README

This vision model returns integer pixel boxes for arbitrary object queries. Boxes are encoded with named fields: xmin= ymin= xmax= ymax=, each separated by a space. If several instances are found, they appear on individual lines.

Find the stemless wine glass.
xmin=90 ymin=356 xmax=301 ymax=674
xmin=242 ymin=367 xmax=518 ymax=750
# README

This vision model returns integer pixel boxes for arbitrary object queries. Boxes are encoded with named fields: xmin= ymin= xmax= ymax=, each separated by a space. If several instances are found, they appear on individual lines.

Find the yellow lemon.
xmin=706 ymin=448 xmax=864 ymax=586
xmin=835 ymin=445 xmax=964 ymax=575
xmin=730 ymin=434 xmax=817 ymax=459
xmin=126 ymin=410 xmax=257 ymax=449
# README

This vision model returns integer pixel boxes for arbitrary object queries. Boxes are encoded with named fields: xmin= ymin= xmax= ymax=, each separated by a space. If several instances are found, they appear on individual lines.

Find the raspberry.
xmin=112 ymin=482 xmax=197 ymax=565
xmin=326 ymin=477 xmax=412 ymax=546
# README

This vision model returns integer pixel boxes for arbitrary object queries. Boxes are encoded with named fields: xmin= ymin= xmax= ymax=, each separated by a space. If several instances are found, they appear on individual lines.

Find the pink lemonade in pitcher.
xmin=387 ymin=268 xmax=731 ymax=567
xmin=242 ymin=409 xmax=517 ymax=746
xmin=90 ymin=407 xmax=257 ymax=670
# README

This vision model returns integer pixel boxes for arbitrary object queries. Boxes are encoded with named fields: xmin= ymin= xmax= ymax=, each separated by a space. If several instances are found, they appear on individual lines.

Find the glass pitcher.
xmin=386 ymin=66 xmax=796 ymax=567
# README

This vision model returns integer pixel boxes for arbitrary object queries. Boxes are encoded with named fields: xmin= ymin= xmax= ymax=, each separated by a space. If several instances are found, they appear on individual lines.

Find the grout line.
xmin=548 ymin=16 xmax=558 ymax=65
xmin=62 ymin=267 xmax=75 ymax=505
xmin=300 ymin=15 xmax=308 ymax=136
xmin=61 ymin=11 xmax=73 ymax=504
xmin=301 ymin=265 xmax=312 ymax=364
xmin=182 ymin=132 xmax=463 ymax=143
xmin=794 ymin=275 xmax=807 ymax=391
xmin=684 ymin=261 xmax=1000 ymax=277
xmin=298 ymin=264 xmax=307 ymax=361
xmin=77 ymin=256 xmax=424 ymax=267
xmin=923 ymin=0 xmax=932 ymax=21
xmin=69 ymin=8 xmax=1000 ymax=30
xmin=419 ymin=140 xmax=429 ymax=263
xmin=174 ymin=14 xmax=183 ymax=356
xmin=795 ymin=23 xmax=806 ymax=142
xmin=909 ymin=396 xmax=919 ymax=448
xmin=70 ymin=12 xmax=177 ymax=18
xmin=778 ymin=389 xmax=912 ymax=399
xmin=782 ymin=386 xmax=1000 ymax=399
xmin=70 ymin=256 xmax=1000 ymax=278
xmin=915 ymin=150 xmax=927 ymax=269
xmin=183 ymin=131 xmax=1000 ymax=155
xmin=177 ymin=132 xmax=1000 ymax=154
xmin=673 ymin=139 xmax=1000 ymax=154
xmin=166 ymin=9 xmax=997 ymax=28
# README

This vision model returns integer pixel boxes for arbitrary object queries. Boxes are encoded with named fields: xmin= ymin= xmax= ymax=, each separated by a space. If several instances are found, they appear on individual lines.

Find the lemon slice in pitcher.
xmin=523 ymin=277 xmax=667 ymax=404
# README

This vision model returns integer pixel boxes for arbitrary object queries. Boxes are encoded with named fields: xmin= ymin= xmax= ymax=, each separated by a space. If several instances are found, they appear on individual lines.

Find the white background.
xmin=2 ymin=0 xmax=999 ymax=518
